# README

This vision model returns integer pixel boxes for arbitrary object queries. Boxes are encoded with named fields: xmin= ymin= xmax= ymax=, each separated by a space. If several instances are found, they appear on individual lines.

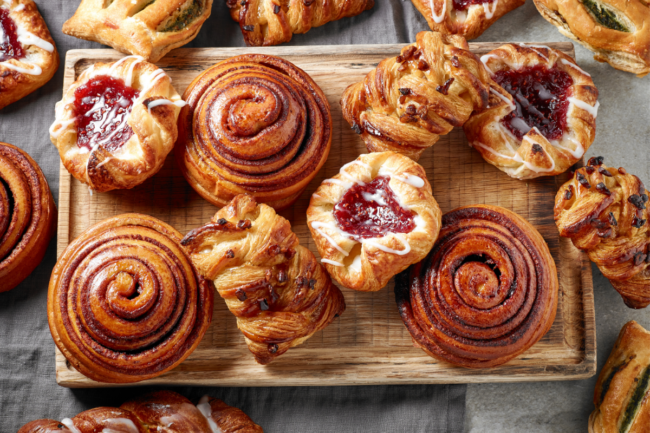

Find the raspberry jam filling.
xmin=73 ymin=75 xmax=140 ymax=152
xmin=452 ymin=0 xmax=490 ymax=10
xmin=0 ymin=8 xmax=24 ymax=62
xmin=493 ymin=65 xmax=573 ymax=141
xmin=334 ymin=175 xmax=416 ymax=239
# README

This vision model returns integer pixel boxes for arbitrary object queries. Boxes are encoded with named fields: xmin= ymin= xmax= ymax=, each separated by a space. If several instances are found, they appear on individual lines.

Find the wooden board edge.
xmin=581 ymin=255 xmax=597 ymax=378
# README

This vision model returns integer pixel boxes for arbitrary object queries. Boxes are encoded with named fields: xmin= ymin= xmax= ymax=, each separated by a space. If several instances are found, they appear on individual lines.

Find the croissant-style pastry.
xmin=395 ymin=205 xmax=559 ymax=368
xmin=589 ymin=321 xmax=650 ymax=433
xmin=0 ymin=142 xmax=56 ymax=293
xmin=464 ymin=43 xmax=599 ymax=179
xmin=226 ymin=0 xmax=374 ymax=46
xmin=307 ymin=152 xmax=442 ymax=292
xmin=175 ymin=54 xmax=331 ymax=210
xmin=555 ymin=158 xmax=650 ymax=308
xmin=18 ymin=390 xmax=263 ymax=432
xmin=341 ymin=31 xmax=493 ymax=161
xmin=182 ymin=194 xmax=345 ymax=365
xmin=48 ymin=214 xmax=213 ymax=383
xmin=50 ymin=56 xmax=184 ymax=192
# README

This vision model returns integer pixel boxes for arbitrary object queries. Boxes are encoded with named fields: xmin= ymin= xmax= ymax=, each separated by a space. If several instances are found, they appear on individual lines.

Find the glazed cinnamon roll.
xmin=395 ymin=205 xmax=558 ymax=368
xmin=0 ymin=142 xmax=56 ymax=293
xmin=175 ymin=54 xmax=332 ymax=210
xmin=48 ymin=214 xmax=213 ymax=383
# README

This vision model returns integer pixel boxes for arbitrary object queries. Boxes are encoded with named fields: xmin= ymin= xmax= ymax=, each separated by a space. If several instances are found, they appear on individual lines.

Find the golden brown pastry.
xmin=410 ymin=0 xmax=524 ymax=40
xmin=0 ymin=0 xmax=59 ymax=110
xmin=341 ymin=31 xmax=494 ymax=161
xmin=176 ymin=54 xmax=331 ymax=210
xmin=18 ymin=390 xmax=263 ymax=432
xmin=395 ymin=205 xmax=559 ymax=368
xmin=589 ymin=321 xmax=650 ymax=433
xmin=555 ymin=158 xmax=650 ymax=308
xmin=306 ymin=152 xmax=442 ymax=292
xmin=533 ymin=0 xmax=650 ymax=77
xmin=50 ymin=56 xmax=183 ymax=193
xmin=48 ymin=214 xmax=213 ymax=383
xmin=464 ymin=43 xmax=599 ymax=179
xmin=62 ymin=0 xmax=213 ymax=62
xmin=0 ymin=142 xmax=56 ymax=293
xmin=182 ymin=194 xmax=345 ymax=365
xmin=227 ymin=0 xmax=374 ymax=46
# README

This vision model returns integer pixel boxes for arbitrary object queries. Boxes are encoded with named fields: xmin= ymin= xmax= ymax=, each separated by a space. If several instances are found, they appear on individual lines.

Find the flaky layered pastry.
xmin=341 ymin=31 xmax=493 ymax=161
xmin=182 ymin=194 xmax=345 ymax=365
xmin=589 ymin=321 xmax=650 ymax=433
xmin=18 ymin=390 xmax=263 ymax=432
xmin=62 ymin=0 xmax=213 ymax=62
xmin=555 ymin=158 xmax=650 ymax=308
xmin=464 ymin=43 xmax=599 ymax=179
xmin=306 ymin=152 xmax=441 ymax=292
xmin=227 ymin=0 xmax=374 ymax=46
xmin=50 ymin=56 xmax=184 ymax=192
xmin=533 ymin=0 xmax=650 ymax=77
xmin=0 ymin=0 xmax=59 ymax=110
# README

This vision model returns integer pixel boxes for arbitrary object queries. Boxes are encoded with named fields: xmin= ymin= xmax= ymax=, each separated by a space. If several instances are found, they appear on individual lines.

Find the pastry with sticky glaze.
xmin=62 ymin=0 xmax=213 ymax=62
xmin=50 ymin=56 xmax=184 ymax=192
xmin=306 ymin=152 xmax=442 ymax=292
xmin=555 ymin=158 xmax=650 ymax=309
xmin=463 ymin=43 xmax=599 ymax=179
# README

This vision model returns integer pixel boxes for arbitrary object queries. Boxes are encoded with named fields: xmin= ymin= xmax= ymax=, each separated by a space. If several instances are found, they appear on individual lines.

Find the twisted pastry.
xmin=227 ymin=0 xmax=374 ymax=46
xmin=395 ymin=205 xmax=558 ymax=368
xmin=48 ymin=214 xmax=213 ymax=383
xmin=341 ymin=31 xmax=493 ymax=161
xmin=18 ymin=390 xmax=263 ymax=432
xmin=182 ymin=194 xmax=345 ymax=365
xmin=555 ymin=158 xmax=650 ymax=308
xmin=589 ymin=321 xmax=650 ymax=433
xmin=0 ymin=142 xmax=56 ymax=293
xmin=464 ymin=43 xmax=599 ymax=179
xmin=176 ymin=54 xmax=331 ymax=210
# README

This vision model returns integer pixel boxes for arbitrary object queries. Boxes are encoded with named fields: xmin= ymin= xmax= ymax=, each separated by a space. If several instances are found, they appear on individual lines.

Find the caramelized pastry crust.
xmin=306 ymin=152 xmax=442 ymax=292
xmin=555 ymin=158 xmax=650 ymax=308
xmin=395 ymin=205 xmax=558 ymax=368
xmin=341 ymin=31 xmax=493 ymax=161
xmin=182 ymin=194 xmax=345 ymax=365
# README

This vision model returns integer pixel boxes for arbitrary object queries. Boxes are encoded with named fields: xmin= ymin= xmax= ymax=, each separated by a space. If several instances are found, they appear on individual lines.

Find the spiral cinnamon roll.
xmin=0 ymin=142 xmax=56 ymax=293
xmin=175 ymin=54 xmax=332 ymax=210
xmin=48 ymin=214 xmax=213 ymax=383
xmin=395 ymin=205 xmax=558 ymax=368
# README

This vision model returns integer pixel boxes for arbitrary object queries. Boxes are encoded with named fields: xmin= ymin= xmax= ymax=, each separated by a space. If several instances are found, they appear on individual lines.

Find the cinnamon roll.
xmin=395 ymin=205 xmax=559 ymax=368
xmin=0 ymin=142 xmax=56 ymax=293
xmin=175 ymin=54 xmax=332 ymax=210
xmin=48 ymin=214 xmax=213 ymax=383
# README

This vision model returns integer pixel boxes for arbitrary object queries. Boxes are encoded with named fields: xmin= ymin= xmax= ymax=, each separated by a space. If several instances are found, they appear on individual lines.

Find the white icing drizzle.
xmin=107 ymin=55 xmax=143 ymax=85
xmin=568 ymin=97 xmax=600 ymax=118
xmin=482 ymin=0 xmax=498 ymax=19
xmin=471 ymin=140 xmax=554 ymax=174
xmin=321 ymin=258 xmax=345 ymax=267
xmin=61 ymin=418 xmax=82 ymax=433
xmin=509 ymin=117 xmax=532 ymax=136
xmin=323 ymin=160 xmax=369 ymax=189
xmin=550 ymin=135 xmax=584 ymax=159
xmin=16 ymin=27 xmax=54 ymax=52
xmin=361 ymin=190 xmax=387 ymax=206
xmin=147 ymin=98 xmax=187 ymax=114
xmin=480 ymin=54 xmax=500 ymax=75
xmin=102 ymin=418 xmax=140 ymax=433
xmin=489 ymin=87 xmax=515 ymax=110
xmin=394 ymin=174 xmax=425 ymax=188
xmin=430 ymin=0 xmax=446 ymax=23
xmin=348 ymin=255 xmax=362 ymax=273
xmin=196 ymin=396 xmax=222 ymax=433
xmin=363 ymin=234 xmax=411 ymax=256
xmin=14 ymin=3 xmax=24 ymax=11
xmin=49 ymin=118 xmax=76 ymax=138
xmin=560 ymin=58 xmax=591 ymax=77
xmin=0 ymin=61 xmax=42 ymax=75
xmin=310 ymin=222 xmax=349 ymax=256
xmin=518 ymin=43 xmax=551 ymax=62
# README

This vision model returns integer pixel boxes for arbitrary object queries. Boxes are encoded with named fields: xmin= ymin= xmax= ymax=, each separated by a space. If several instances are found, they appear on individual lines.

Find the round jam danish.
xmin=463 ymin=43 xmax=599 ymax=180
xmin=307 ymin=152 xmax=442 ymax=292
xmin=50 ymin=56 xmax=185 ymax=192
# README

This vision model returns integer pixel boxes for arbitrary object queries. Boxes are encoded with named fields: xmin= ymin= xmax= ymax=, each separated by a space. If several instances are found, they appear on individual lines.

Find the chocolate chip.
xmin=296 ymin=276 xmax=307 ymax=287
xmin=399 ymin=95 xmax=407 ymax=104
xmin=396 ymin=55 xmax=404 ymax=64
xmin=309 ymin=279 xmax=317 ymax=290
xmin=236 ymin=289 xmax=247 ymax=301
xmin=629 ymin=194 xmax=647 ymax=210
xmin=588 ymin=156 xmax=604 ymax=166
xmin=564 ymin=185 xmax=574 ymax=200
xmin=273 ymin=4 xmax=281 ymax=13
xmin=590 ymin=218 xmax=607 ymax=229
xmin=585 ymin=166 xmax=595 ymax=174
xmin=406 ymin=104 xmax=416 ymax=115
xmin=531 ymin=144 xmax=544 ymax=154
xmin=217 ymin=218 xmax=227 ymax=225
xmin=634 ymin=252 xmax=647 ymax=266
xmin=259 ymin=299 xmax=269 ymax=311
xmin=284 ymin=249 xmax=296 ymax=259
xmin=450 ymin=56 xmax=460 ymax=68
xmin=608 ymin=212 xmax=618 ymax=227
xmin=226 ymin=249 xmax=235 ymax=258
xmin=642 ymin=194 xmax=649 ymax=203
xmin=436 ymin=78 xmax=454 ymax=95
xmin=598 ymin=167 xmax=612 ymax=177
xmin=334 ymin=314 xmax=339 ymax=318
xmin=417 ymin=59 xmax=429 ymax=71
xmin=597 ymin=228 xmax=612 ymax=238
xmin=632 ymin=216 xmax=646 ymax=229
xmin=619 ymin=167 xmax=627 ymax=175
xmin=243 ymin=25 xmax=254 ymax=31
xmin=268 ymin=343 xmax=278 ymax=354
xmin=277 ymin=271 xmax=287 ymax=283
xmin=237 ymin=219 xmax=252 ymax=229
xmin=352 ymin=123 xmax=362 ymax=134
xmin=398 ymin=88 xmax=411 ymax=95
xmin=596 ymin=183 xmax=611 ymax=196
xmin=576 ymin=172 xmax=591 ymax=189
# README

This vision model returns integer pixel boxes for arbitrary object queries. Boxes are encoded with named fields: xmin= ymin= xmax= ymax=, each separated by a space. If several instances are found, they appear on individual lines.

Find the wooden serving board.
xmin=56 ymin=43 xmax=596 ymax=388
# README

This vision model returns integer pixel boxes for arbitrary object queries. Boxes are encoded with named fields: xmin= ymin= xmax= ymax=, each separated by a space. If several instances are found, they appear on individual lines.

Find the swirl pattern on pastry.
xmin=555 ymin=158 xmax=650 ymax=308
xmin=0 ymin=142 xmax=56 ymax=293
xmin=182 ymin=194 xmax=345 ymax=365
xmin=464 ymin=43 xmax=599 ymax=179
xmin=340 ymin=31 xmax=493 ymax=161
xmin=176 ymin=54 xmax=331 ymax=210
xmin=306 ymin=151 xmax=442 ymax=292
xmin=395 ymin=205 xmax=558 ymax=368
xmin=48 ymin=214 xmax=213 ymax=383
xmin=50 ymin=56 xmax=184 ymax=192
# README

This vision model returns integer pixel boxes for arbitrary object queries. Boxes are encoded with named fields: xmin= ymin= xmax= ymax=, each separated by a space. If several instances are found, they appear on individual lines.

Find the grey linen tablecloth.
xmin=0 ymin=1 xmax=467 ymax=432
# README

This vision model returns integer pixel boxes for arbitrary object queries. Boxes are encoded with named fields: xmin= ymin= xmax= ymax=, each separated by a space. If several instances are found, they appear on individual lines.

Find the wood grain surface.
xmin=55 ymin=42 xmax=596 ymax=387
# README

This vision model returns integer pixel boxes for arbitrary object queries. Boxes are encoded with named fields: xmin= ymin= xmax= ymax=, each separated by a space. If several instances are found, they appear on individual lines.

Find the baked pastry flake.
xmin=464 ymin=43 xmax=599 ymax=179
xmin=50 ymin=56 xmax=184 ymax=192
xmin=62 ymin=0 xmax=213 ymax=62
xmin=306 ymin=151 xmax=442 ymax=292
xmin=182 ymin=194 xmax=345 ymax=365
